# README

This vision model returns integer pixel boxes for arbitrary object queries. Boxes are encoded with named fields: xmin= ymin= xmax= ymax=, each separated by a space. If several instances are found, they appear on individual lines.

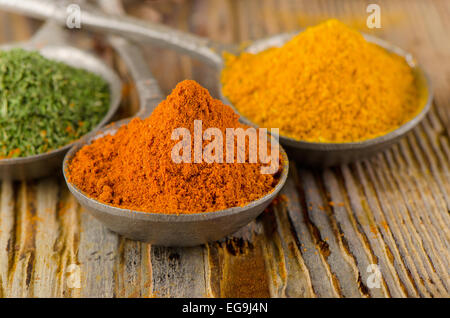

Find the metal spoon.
xmin=0 ymin=20 xmax=121 ymax=179
xmin=232 ymin=33 xmax=433 ymax=167
xmin=64 ymin=132 xmax=289 ymax=246
xmin=61 ymin=0 xmax=289 ymax=247
xmin=0 ymin=1 xmax=432 ymax=167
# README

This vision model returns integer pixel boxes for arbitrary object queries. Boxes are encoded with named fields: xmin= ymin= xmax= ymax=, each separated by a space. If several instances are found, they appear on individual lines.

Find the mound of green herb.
xmin=0 ymin=48 xmax=110 ymax=158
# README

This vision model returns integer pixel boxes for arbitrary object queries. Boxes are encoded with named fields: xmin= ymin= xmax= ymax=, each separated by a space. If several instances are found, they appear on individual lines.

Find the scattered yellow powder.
xmin=221 ymin=19 xmax=420 ymax=142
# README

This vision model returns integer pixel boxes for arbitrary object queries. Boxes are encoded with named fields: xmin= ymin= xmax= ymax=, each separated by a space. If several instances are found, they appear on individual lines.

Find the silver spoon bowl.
xmin=0 ymin=0 xmax=432 ymax=167
xmin=0 ymin=21 xmax=121 ymax=180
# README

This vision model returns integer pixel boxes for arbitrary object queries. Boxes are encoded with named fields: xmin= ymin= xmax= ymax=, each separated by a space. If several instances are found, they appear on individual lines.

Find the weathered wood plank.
xmin=151 ymin=246 xmax=207 ymax=297
xmin=340 ymin=165 xmax=410 ymax=297
xmin=78 ymin=213 xmax=119 ymax=297
xmin=364 ymin=155 xmax=444 ymax=296
xmin=7 ymin=182 xmax=36 ymax=297
xmin=299 ymin=169 xmax=363 ymax=298
xmin=33 ymin=178 xmax=60 ymax=297
xmin=0 ymin=181 xmax=15 ymax=297
xmin=208 ymin=225 xmax=272 ymax=298
xmin=115 ymin=239 xmax=153 ymax=298
xmin=323 ymin=169 xmax=388 ymax=298
xmin=262 ymin=199 xmax=316 ymax=297
xmin=283 ymin=170 xmax=340 ymax=297
xmin=56 ymin=186 xmax=81 ymax=297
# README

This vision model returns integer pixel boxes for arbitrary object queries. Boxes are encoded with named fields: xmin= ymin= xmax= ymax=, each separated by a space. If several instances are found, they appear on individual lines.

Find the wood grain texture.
xmin=0 ymin=0 xmax=448 ymax=298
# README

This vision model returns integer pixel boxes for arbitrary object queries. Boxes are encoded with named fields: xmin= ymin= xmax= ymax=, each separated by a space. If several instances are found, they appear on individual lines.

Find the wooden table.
xmin=0 ymin=0 xmax=448 ymax=298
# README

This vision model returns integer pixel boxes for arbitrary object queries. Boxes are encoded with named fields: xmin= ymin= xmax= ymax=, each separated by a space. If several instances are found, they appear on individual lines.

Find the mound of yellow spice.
xmin=221 ymin=19 xmax=420 ymax=142
xmin=67 ymin=80 xmax=279 ymax=214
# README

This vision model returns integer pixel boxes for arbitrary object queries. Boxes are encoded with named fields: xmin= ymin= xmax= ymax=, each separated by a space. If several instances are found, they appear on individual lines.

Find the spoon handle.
xmin=0 ymin=0 xmax=232 ymax=68
xmin=111 ymin=37 xmax=164 ymax=119
xmin=97 ymin=0 xmax=163 ymax=119
xmin=29 ymin=20 xmax=68 ymax=47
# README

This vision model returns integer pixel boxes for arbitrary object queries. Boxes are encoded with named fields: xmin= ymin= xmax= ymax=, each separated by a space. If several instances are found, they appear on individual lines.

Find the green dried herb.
xmin=0 ymin=48 xmax=110 ymax=158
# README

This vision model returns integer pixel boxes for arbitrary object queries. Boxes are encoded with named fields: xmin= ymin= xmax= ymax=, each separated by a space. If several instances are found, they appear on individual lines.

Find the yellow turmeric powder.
xmin=221 ymin=19 xmax=420 ymax=142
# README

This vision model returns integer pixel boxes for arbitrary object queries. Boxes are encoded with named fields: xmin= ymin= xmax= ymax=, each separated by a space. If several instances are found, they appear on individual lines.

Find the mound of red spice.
xmin=67 ymin=80 xmax=280 ymax=214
